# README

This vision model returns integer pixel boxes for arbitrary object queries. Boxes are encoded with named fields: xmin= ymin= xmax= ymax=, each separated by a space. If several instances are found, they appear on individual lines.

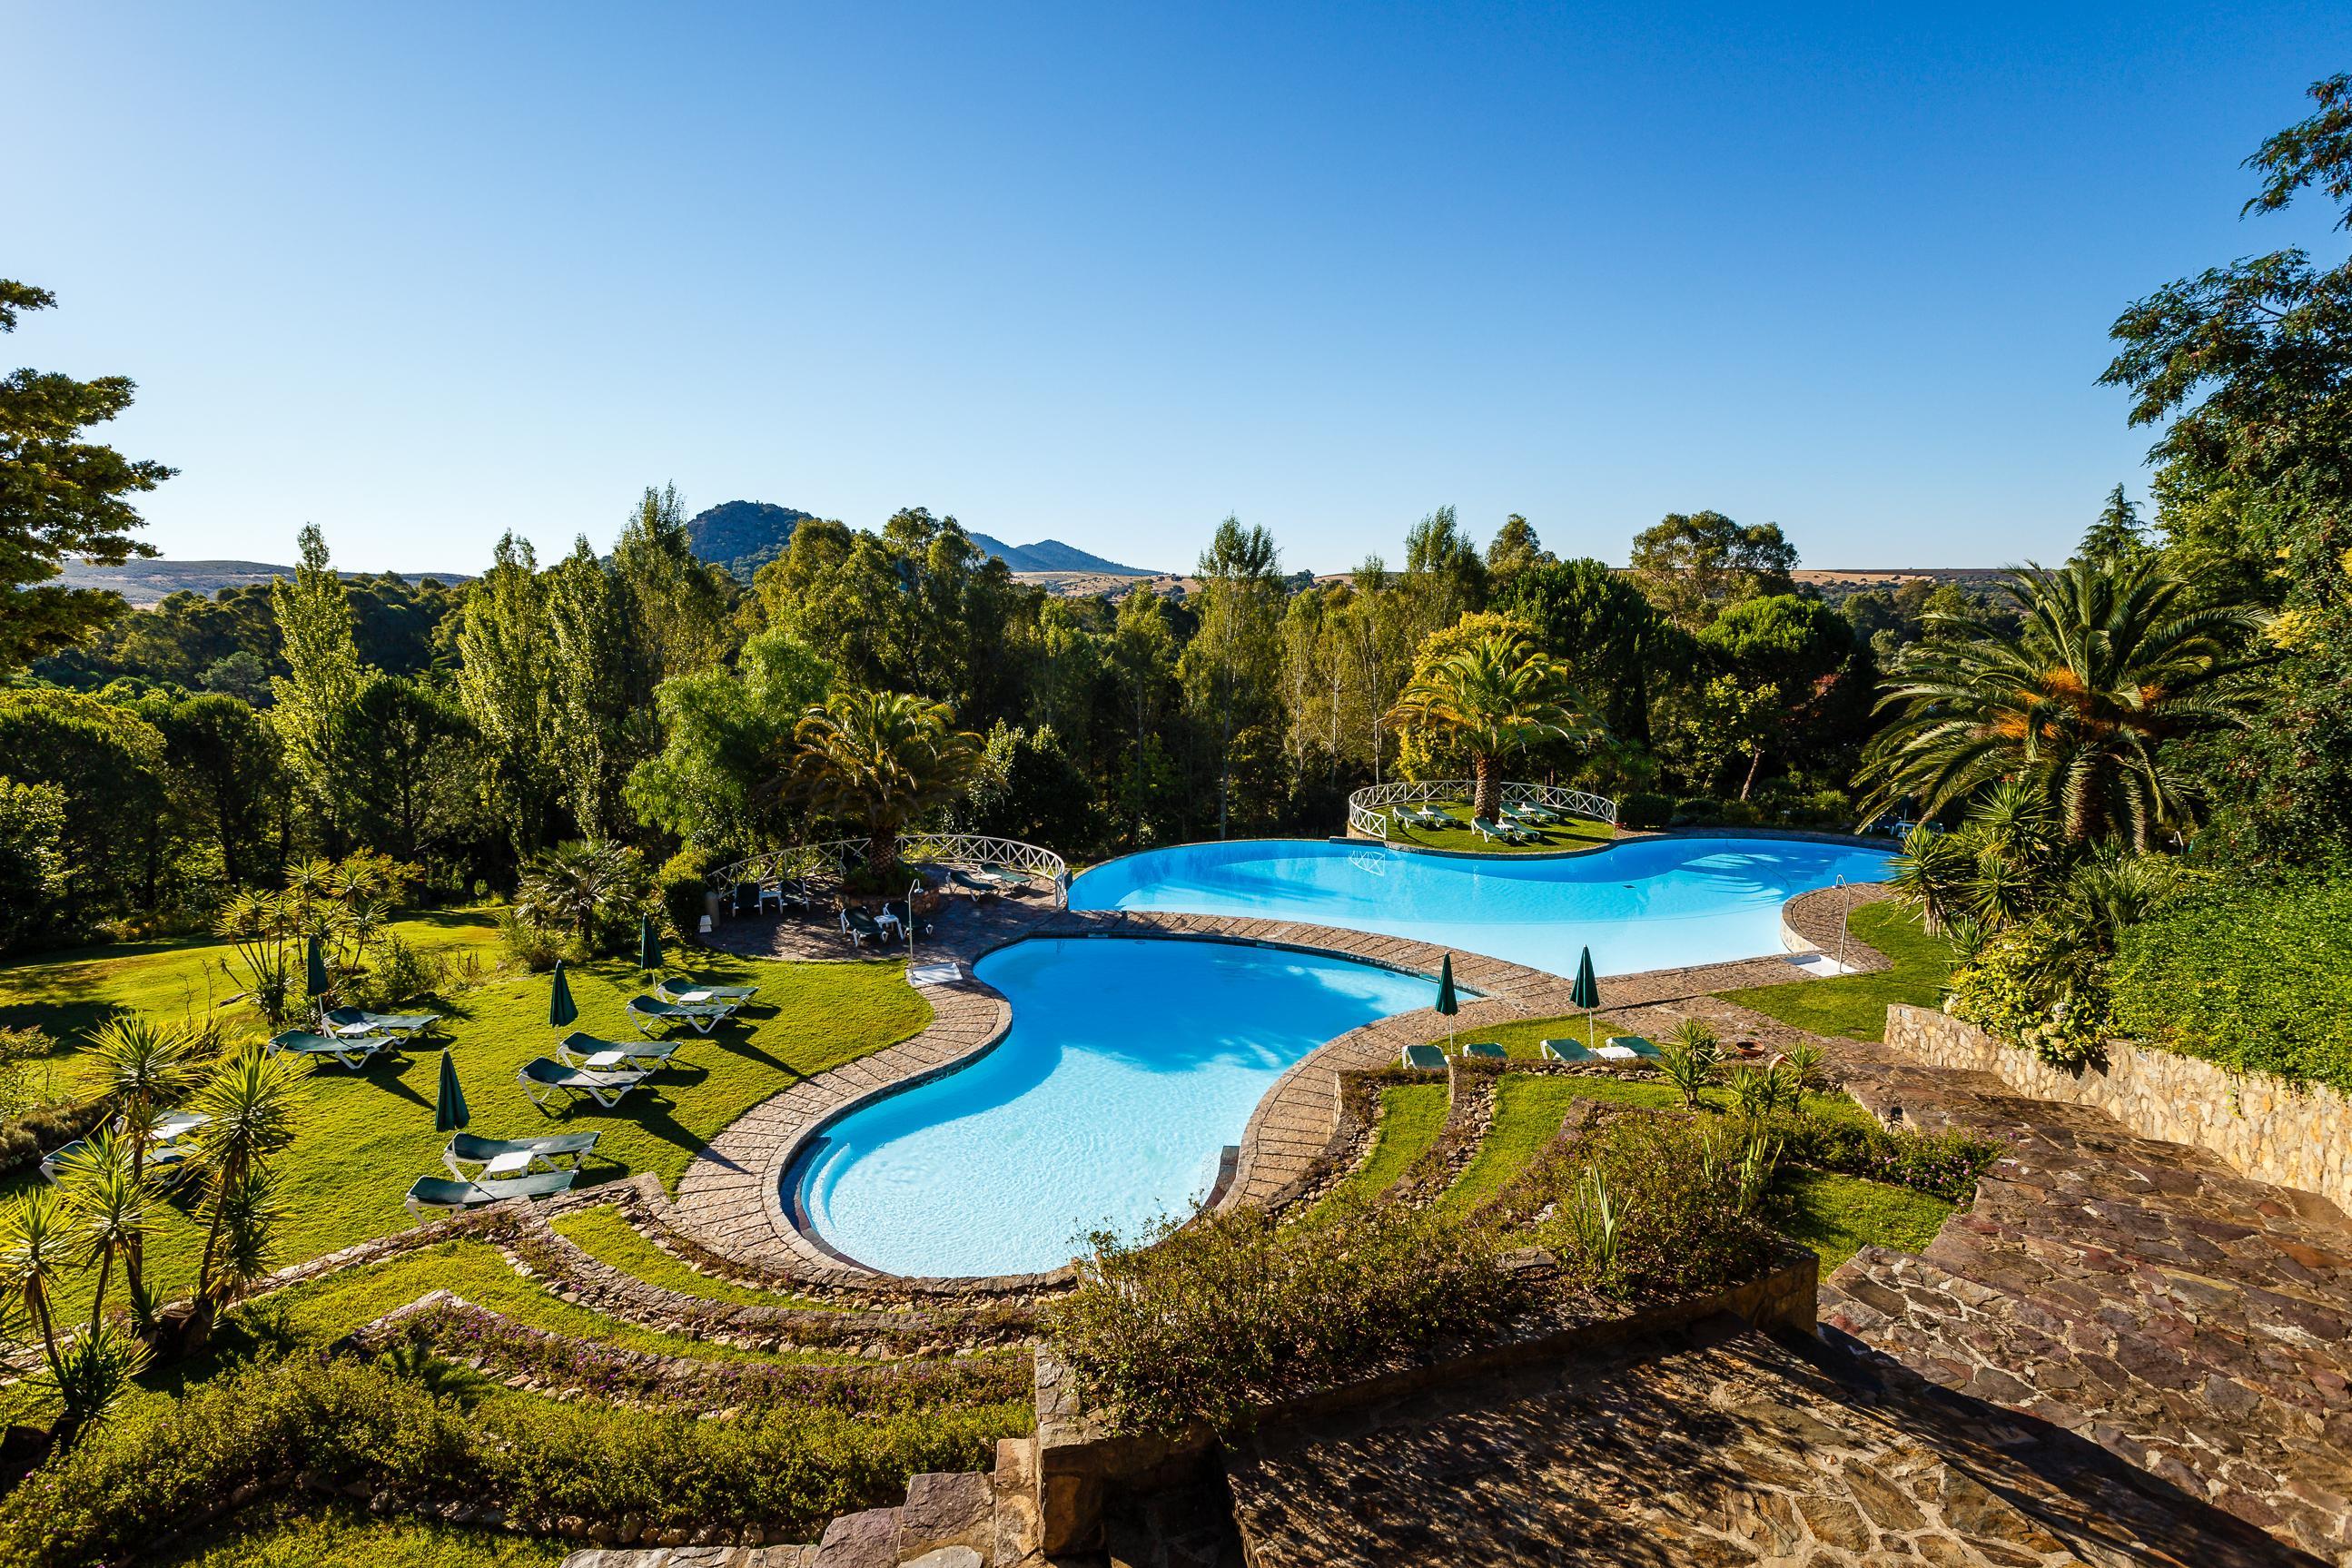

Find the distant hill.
xmin=966 ymin=534 xmax=1157 ymax=576
xmin=685 ymin=500 xmax=816 ymax=580
xmin=55 ymin=558 xmax=471 ymax=607
xmin=682 ymin=499 xmax=1157 ymax=581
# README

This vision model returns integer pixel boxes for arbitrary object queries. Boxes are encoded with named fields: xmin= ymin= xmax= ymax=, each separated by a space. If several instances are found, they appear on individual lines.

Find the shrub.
xmin=1945 ymin=917 xmax=2111 ymax=1066
xmin=1672 ymin=796 xmax=1720 ymax=823
xmin=2110 ymin=875 xmax=2352 ymax=1094
xmin=1044 ymin=1192 xmax=1532 ymax=1435
xmin=495 ymin=909 xmax=562 ymax=973
xmin=1506 ymin=1113 xmax=1782 ymax=1300
xmin=657 ymin=846 xmax=724 ymax=940
xmin=357 ymin=933 xmax=444 ymax=1010
xmin=1715 ymin=800 xmax=1764 ymax=827
xmin=1616 ymin=791 xmax=1673 ymax=830
xmin=0 ymin=1097 xmax=109 ymax=1181
xmin=1768 ymin=1109 xmax=2001 ymax=1203
xmin=0 ymin=1355 xmax=1022 ymax=1566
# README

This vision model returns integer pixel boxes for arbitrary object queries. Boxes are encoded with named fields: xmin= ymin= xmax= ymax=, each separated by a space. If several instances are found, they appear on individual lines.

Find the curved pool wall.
xmin=793 ymin=937 xmax=1433 ymax=1279
xmin=1069 ymin=834 xmax=1895 ymax=979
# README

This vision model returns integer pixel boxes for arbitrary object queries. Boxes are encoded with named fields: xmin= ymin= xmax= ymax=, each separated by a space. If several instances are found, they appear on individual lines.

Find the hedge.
xmin=2110 ymin=875 xmax=2352 ymax=1094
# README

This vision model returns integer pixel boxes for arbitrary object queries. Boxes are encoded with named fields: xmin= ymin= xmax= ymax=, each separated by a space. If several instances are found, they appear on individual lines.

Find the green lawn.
xmin=1463 ymin=1010 xmax=1650 ymax=1059
xmin=0 ymin=907 xmax=506 ymax=1048
xmin=1723 ymin=901 xmax=1952 ymax=1041
xmin=549 ymin=1203 xmax=839 ymax=1311
xmin=0 ymin=934 xmax=931 ymax=1317
xmin=153 ymin=1505 xmax=568 ymax=1568
xmin=1333 ymin=1083 xmax=1448 ymax=1199
xmin=1373 ymin=800 xmax=1615 ymax=855
xmin=1764 ymin=1167 xmax=1954 ymax=1271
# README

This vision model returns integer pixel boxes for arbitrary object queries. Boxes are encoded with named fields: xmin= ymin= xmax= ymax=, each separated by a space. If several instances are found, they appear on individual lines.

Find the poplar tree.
xmin=545 ymin=537 xmax=656 ymax=841
xmin=267 ymin=526 xmax=364 ymax=851
xmin=1180 ymin=517 xmax=1284 ymax=839
xmin=455 ymin=533 xmax=556 ymax=858
xmin=612 ymin=483 xmax=731 ymax=680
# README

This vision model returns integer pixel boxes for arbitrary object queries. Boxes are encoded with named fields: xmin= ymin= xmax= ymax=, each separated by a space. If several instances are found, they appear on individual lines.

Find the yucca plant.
xmin=62 ymin=1133 xmax=147 ymax=1329
xmin=1657 ymin=1020 xmax=1723 ymax=1110
xmin=1778 ymin=1040 xmax=1828 ymax=1098
xmin=187 ymin=1044 xmax=309 ymax=1341
xmin=84 ymin=1015 xmax=202 ymax=1319
xmin=0 ymin=1185 xmax=74 ymax=1380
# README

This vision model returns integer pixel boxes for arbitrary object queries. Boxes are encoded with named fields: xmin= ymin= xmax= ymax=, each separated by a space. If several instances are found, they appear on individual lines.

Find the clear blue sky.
xmin=8 ymin=3 xmax=2349 ymax=576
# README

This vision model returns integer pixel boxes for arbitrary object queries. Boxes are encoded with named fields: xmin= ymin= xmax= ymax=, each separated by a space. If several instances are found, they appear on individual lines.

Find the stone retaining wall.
xmin=1885 ymin=1003 xmax=2352 ymax=1212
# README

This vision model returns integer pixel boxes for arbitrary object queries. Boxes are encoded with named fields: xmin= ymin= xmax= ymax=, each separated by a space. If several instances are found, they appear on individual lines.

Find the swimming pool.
xmin=794 ymin=937 xmax=1432 ymax=1277
xmin=1069 ymin=835 xmax=1894 ymax=978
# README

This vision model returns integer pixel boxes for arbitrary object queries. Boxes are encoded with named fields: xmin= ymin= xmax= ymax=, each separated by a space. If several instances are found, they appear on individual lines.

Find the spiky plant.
xmin=792 ymin=689 xmax=982 ymax=875
xmin=188 ymin=1045 xmax=308 ymax=1334
xmin=1388 ymin=628 xmax=1600 ymax=822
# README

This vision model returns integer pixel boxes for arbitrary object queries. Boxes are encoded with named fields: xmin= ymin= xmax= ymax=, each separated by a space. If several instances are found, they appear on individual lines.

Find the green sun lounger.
xmin=1604 ymin=1035 xmax=1664 ymax=1060
xmin=1401 ymin=1043 xmax=1448 ymax=1070
xmin=1541 ymin=1039 xmax=1599 ymax=1063
xmin=443 ymin=1129 xmax=600 ymax=1180
xmin=405 ymin=1170 xmax=577 ymax=1217
xmin=626 ymin=994 xmax=730 ymax=1037
xmin=519 ymin=1056 xmax=650 ymax=1109
xmin=947 ymin=867 xmax=1003 ymax=899
xmin=321 ymin=1005 xmax=441 ymax=1038
xmin=556 ymin=1031 xmax=682 ymax=1070
xmin=841 ymin=908 xmax=890 ymax=948
xmin=268 ymin=1029 xmax=392 ymax=1070
xmin=656 ymin=976 xmax=757 ymax=1004
xmin=1461 ymin=1041 xmax=1507 ymax=1061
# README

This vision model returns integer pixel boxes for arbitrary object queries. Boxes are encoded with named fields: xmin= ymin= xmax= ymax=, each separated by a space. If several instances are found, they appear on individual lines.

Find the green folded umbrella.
xmin=305 ymin=934 xmax=331 ymax=1005
xmin=638 ymin=913 xmax=662 ymax=972
xmin=549 ymin=960 xmax=578 ymax=1028
xmin=1570 ymin=946 xmax=1600 ymax=1047
xmin=434 ymin=1048 xmax=469 ymax=1132
xmin=1436 ymin=953 xmax=1458 ymax=1050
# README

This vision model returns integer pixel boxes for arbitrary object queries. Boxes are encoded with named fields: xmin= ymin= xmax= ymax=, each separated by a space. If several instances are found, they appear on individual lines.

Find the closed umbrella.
xmin=305 ymin=934 xmax=331 ymax=1011
xmin=1435 ymin=953 xmax=1459 ymax=1052
xmin=549 ymin=960 xmax=578 ymax=1028
xmin=434 ymin=1049 xmax=469 ymax=1133
xmin=638 ymin=913 xmax=663 ymax=973
xmin=1570 ymin=946 xmax=1601 ymax=1048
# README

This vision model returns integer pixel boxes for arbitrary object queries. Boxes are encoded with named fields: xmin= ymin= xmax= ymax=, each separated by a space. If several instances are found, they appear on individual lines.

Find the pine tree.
xmin=2075 ymin=484 xmax=2151 ymax=565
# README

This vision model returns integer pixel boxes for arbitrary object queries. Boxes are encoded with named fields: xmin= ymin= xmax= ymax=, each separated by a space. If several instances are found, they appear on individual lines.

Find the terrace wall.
xmin=1885 ymin=1003 xmax=2352 ymax=1212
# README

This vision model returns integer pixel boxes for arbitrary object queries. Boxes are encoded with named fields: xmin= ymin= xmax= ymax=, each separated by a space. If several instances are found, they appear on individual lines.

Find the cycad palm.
xmin=1857 ymin=557 xmax=2257 ymax=848
xmin=793 ymin=690 xmax=981 ymax=873
xmin=1388 ymin=630 xmax=1597 ymax=821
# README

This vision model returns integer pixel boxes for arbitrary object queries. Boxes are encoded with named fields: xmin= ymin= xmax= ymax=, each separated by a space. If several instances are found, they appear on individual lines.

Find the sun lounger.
xmin=1540 ymin=1039 xmax=1598 ymax=1063
xmin=626 ymin=994 xmax=730 ymax=1038
xmin=656 ymin=976 xmax=757 ymax=1004
xmin=841 ymin=908 xmax=889 ymax=948
xmin=518 ymin=1056 xmax=651 ymax=1109
xmin=40 ymin=1138 xmax=197 ymax=1185
xmin=556 ymin=1031 xmax=682 ymax=1070
xmin=977 ymin=863 xmax=1030 ymax=891
xmin=405 ymin=1170 xmax=577 ymax=1217
xmin=268 ymin=1029 xmax=392 ymax=1069
xmin=1461 ymin=1041 xmax=1507 ymax=1061
xmin=1596 ymin=1035 xmax=1663 ymax=1063
xmin=321 ymin=1005 xmax=440 ymax=1038
xmin=1471 ymin=816 xmax=1533 ymax=845
xmin=443 ymin=1129 xmax=600 ymax=1180
xmin=946 ymin=867 xmax=1002 ymax=900
xmin=1401 ymin=1043 xmax=1448 ymax=1070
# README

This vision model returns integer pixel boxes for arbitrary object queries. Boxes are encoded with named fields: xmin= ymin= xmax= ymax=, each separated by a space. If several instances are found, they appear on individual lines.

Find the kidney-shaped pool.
xmin=793 ymin=936 xmax=1432 ymax=1278
xmin=1069 ymin=834 xmax=1893 ymax=978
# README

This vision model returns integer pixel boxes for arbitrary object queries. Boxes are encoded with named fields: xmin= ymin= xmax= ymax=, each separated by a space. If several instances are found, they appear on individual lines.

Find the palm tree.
xmin=84 ymin=1015 xmax=201 ymax=1317
xmin=0 ymin=1186 xmax=75 ymax=1380
xmin=793 ymin=690 xmax=981 ymax=875
xmin=1858 ymin=557 xmax=2258 ymax=849
xmin=517 ymin=839 xmax=647 ymax=952
xmin=62 ymin=1134 xmax=146 ymax=1330
xmin=1387 ymin=629 xmax=1597 ymax=822
xmin=187 ymin=1044 xmax=307 ymax=1340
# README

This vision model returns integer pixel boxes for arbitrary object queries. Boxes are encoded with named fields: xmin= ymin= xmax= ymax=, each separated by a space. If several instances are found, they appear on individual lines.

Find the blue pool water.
xmin=796 ymin=937 xmax=1431 ymax=1277
xmin=1070 ymin=835 xmax=1894 ymax=979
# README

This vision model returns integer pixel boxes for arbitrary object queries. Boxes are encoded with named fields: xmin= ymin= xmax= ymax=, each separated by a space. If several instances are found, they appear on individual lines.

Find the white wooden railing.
xmin=708 ymin=833 xmax=1070 ymax=909
xmin=1346 ymin=779 xmax=1618 ymax=842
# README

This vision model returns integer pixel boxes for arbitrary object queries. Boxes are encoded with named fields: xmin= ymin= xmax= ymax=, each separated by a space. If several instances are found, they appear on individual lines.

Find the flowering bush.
xmin=1944 ymin=918 xmax=2113 ymax=1067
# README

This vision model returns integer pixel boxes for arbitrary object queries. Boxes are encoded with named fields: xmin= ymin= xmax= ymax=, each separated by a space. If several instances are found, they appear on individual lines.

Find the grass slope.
xmin=548 ymin=1205 xmax=836 ymax=1311
xmin=1764 ymin=1168 xmax=1954 ymax=1271
xmin=1723 ymin=901 xmax=1952 ymax=1042
xmin=0 ymin=935 xmax=930 ymax=1317
xmin=1334 ymin=1083 xmax=1448 ymax=1199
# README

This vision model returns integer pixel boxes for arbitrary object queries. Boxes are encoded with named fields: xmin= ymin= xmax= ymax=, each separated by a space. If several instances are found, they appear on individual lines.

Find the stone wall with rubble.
xmin=1886 ymin=1003 xmax=2352 ymax=1211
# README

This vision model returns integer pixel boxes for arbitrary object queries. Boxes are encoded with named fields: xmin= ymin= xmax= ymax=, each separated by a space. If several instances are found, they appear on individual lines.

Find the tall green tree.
xmin=1484 ymin=514 xmax=1551 ymax=587
xmin=792 ymin=689 xmax=981 ymax=873
xmin=613 ymin=483 xmax=732 ymax=680
xmin=1497 ymin=557 xmax=1671 ymax=745
xmin=544 ymin=538 xmax=657 ymax=842
xmin=2102 ymin=73 xmax=2352 ymax=863
xmin=454 ymin=533 xmax=557 ymax=860
xmin=1110 ymin=584 xmax=1181 ymax=844
xmin=0 ymin=281 xmax=174 ymax=669
xmin=1858 ymin=558 xmax=2258 ymax=848
xmin=1180 ymin=517 xmax=1285 ymax=839
xmin=1389 ymin=625 xmax=1597 ymax=821
xmin=2076 ymin=485 xmax=2152 ymax=566
xmin=267 ymin=526 xmax=366 ymax=851
xmin=1626 ymin=511 xmax=1798 ymax=631
xmin=628 ymin=626 xmax=834 ymax=849
xmin=341 ymin=674 xmax=472 ymax=862
xmin=159 ymin=693 xmax=279 ymax=886
xmin=1691 ymin=593 xmax=1855 ymax=799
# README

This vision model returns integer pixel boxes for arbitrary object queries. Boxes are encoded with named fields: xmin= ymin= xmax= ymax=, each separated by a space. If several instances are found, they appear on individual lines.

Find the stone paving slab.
xmin=1222 ymin=1312 xmax=2312 ymax=1567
